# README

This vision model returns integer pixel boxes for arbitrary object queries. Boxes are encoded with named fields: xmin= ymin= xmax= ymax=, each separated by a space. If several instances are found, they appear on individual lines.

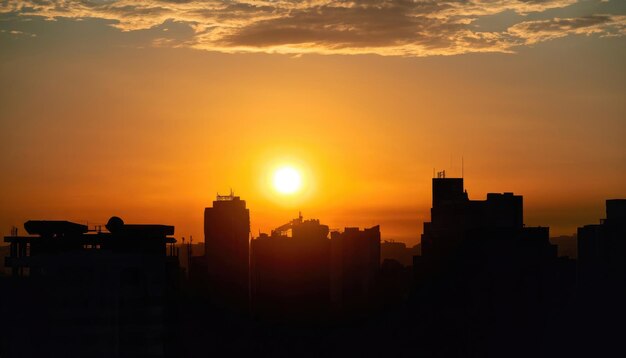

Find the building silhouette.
xmin=419 ymin=175 xmax=556 ymax=273
xmin=178 ymin=239 xmax=204 ymax=278
xmin=330 ymin=226 xmax=380 ymax=317
xmin=250 ymin=214 xmax=331 ymax=322
xmin=414 ymin=174 xmax=574 ymax=357
xmin=203 ymin=191 xmax=250 ymax=314
xmin=1 ymin=217 xmax=179 ymax=358
xmin=574 ymin=199 xmax=626 ymax=356
xmin=578 ymin=199 xmax=626 ymax=287
xmin=380 ymin=240 xmax=420 ymax=266
xmin=550 ymin=234 xmax=577 ymax=259
xmin=2 ymin=180 xmax=621 ymax=357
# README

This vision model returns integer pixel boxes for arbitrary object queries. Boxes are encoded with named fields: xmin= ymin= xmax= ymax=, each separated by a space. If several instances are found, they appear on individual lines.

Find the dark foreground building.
xmin=414 ymin=175 xmax=575 ymax=357
xmin=1 ymin=217 xmax=180 ymax=358
xmin=578 ymin=199 xmax=626 ymax=288
xmin=574 ymin=199 xmax=626 ymax=356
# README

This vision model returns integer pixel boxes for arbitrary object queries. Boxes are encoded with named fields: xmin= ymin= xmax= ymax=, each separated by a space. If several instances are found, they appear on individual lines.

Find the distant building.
xmin=178 ymin=240 xmax=204 ymax=277
xmin=380 ymin=241 xmax=420 ymax=266
xmin=1 ymin=217 xmax=179 ymax=357
xmin=330 ymin=226 xmax=380 ymax=317
xmin=203 ymin=191 xmax=250 ymax=314
xmin=550 ymin=235 xmax=577 ymax=259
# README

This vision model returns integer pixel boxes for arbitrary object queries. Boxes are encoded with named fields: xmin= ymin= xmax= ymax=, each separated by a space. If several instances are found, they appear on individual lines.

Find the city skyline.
xmin=0 ymin=172 xmax=618 ymax=246
xmin=2 ymin=173 xmax=623 ymax=356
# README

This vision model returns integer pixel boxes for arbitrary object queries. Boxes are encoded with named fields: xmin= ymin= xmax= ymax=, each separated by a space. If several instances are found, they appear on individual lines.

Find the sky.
xmin=0 ymin=0 xmax=625 ymax=245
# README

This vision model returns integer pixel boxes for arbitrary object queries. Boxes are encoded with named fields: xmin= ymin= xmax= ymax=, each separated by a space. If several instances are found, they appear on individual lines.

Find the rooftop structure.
xmin=2 ymin=216 xmax=179 ymax=357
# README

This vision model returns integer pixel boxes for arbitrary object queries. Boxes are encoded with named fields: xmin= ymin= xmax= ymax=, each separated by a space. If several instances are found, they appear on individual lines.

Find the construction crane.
xmin=271 ymin=212 xmax=303 ymax=237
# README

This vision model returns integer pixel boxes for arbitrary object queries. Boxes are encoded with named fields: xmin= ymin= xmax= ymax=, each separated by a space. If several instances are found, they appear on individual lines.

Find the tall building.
xmin=204 ymin=192 xmax=250 ymax=314
xmin=421 ymin=176 xmax=530 ymax=268
xmin=414 ymin=175 xmax=573 ymax=357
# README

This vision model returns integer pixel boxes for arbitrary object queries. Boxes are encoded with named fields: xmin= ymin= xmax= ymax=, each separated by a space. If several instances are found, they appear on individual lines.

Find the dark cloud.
xmin=220 ymin=5 xmax=429 ymax=47
xmin=1 ymin=0 xmax=624 ymax=56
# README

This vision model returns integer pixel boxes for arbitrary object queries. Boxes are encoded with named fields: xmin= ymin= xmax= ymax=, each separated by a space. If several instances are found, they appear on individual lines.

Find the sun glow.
xmin=273 ymin=167 xmax=302 ymax=194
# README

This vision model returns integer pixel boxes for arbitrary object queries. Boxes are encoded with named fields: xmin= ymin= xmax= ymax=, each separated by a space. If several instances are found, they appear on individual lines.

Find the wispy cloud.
xmin=1 ymin=0 xmax=624 ymax=56
xmin=0 ymin=28 xmax=36 ymax=37
xmin=509 ymin=14 xmax=626 ymax=44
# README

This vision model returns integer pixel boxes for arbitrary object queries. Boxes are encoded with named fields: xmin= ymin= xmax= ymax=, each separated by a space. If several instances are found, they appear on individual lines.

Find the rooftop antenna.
xmin=217 ymin=189 xmax=236 ymax=201
xmin=462 ymin=156 xmax=464 ymax=178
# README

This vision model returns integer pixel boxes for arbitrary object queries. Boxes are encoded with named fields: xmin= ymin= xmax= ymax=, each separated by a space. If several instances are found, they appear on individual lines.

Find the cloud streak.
xmin=1 ymin=0 xmax=624 ymax=56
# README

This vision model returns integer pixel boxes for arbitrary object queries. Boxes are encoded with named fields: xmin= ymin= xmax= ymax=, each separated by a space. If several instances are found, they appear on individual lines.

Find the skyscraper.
xmin=204 ymin=192 xmax=250 ymax=314
xmin=422 ymin=176 xmax=524 ymax=263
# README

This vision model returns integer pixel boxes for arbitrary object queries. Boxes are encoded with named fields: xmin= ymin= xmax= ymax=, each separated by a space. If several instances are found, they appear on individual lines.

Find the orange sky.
xmin=1 ymin=1 xmax=625 ymax=245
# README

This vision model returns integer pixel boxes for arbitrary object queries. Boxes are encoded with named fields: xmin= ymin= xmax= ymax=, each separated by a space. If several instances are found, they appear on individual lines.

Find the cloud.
xmin=1 ymin=0 xmax=624 ymax=56
xmin=508 ymin=14 xmax=626 ymax=44
xmin=0 ymin=28 xmax=37 ymax=37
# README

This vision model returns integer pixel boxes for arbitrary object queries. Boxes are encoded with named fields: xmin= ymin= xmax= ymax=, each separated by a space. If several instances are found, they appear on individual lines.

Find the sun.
xmin=273 ymin=167 xmax=302 ymax=194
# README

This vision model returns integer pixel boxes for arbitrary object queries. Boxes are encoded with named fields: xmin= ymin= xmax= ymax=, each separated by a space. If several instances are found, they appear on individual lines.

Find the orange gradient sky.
xmin=1 ymin=1 xmax=625 ymax=245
